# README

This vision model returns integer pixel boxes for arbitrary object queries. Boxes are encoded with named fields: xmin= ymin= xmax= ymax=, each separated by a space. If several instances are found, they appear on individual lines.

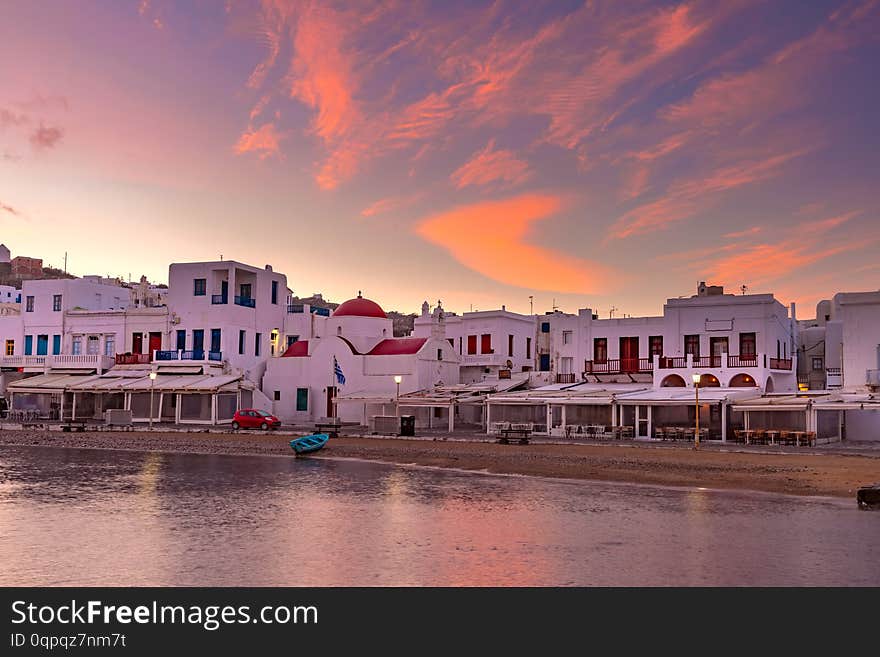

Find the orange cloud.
xmin=233 ymin=122 xmax=283 ymax=159
xmin=723 ymin=226 xmax=762 ymax=239
xmin=450 ymin=141 xmax=531 ymax=189
xmin=416 ymin=195 xmax=608 ymax=293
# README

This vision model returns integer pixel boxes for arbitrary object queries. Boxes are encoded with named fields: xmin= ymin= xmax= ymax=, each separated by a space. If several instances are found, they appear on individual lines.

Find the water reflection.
xmin=0 ymin=446 xmax=877 ymax=586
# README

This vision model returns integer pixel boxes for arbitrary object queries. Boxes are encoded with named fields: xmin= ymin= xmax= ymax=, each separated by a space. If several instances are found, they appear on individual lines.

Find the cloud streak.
xmin=450 ymin=141 xmax=531 ymax=189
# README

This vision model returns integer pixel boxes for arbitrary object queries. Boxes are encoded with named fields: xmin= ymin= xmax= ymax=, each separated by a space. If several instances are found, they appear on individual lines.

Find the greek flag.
xmin=334 ymin=356 xmax=346 ymax=386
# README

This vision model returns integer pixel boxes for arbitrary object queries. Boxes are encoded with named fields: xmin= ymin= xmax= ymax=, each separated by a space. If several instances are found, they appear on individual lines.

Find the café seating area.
xmin=732 ymin=429 xmax=816 ymax=446
xmin=655 ymin=426 xmax=709 ymax=441
xmin=562 ymin=425 xmax=635 ymax=439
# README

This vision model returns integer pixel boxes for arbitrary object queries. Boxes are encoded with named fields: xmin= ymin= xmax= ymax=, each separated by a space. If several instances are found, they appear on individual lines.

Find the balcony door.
xmin=148 ymin=332 xmax=162 ymax=356
xmin=132 ymin=332 xmax=143 ymax=354
xmin=620 ymin=337 xmax=639 ymax=373
xmin=710 ymin=337 xmax=728 ymax=367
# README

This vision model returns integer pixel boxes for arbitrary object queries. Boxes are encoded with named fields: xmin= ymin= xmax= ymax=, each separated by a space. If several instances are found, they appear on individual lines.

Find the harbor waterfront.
xmin=1 ymin=429 xmax=878 ymax=498
xmin=0 ymin=444 xmax=877 ymax=587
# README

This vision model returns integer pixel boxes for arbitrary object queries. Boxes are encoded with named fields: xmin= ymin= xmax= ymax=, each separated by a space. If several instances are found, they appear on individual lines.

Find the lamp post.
xmin=149 ymin=371 xmax=157 ymax=431
xmin=692 ymin=373 xmax=701 ymax=450
xmin=393 ymin=375 xmax=402 ymax=420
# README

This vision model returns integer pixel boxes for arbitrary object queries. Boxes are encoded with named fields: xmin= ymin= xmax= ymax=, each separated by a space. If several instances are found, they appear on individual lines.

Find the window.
xmin=467 ymin=335 xmax=477 ymax=355
xmin=508 ymin=334 xmax=514 ymax=357
xmin=437 ymin=349 xmax=443 ymax=361
xmin=561 ymin=356 xmax=574 ymax=374
xmin=458 ymin=337 xmax=462 ymax=354
xmin=255 ymin=332 xmax=261 ymax=356
xmin=684 ymin=335 xmax=700 ymax=358
xmin=5 ymin=339 xmax=14 ymax=355
xmin=36 ymin=334 xmax=49 ymax=356
xmin=273 ymin=390 xmax=281 ymax=401
xmin=447 ymin=338 xmax=454 ymax=348
xmin=176 ymin=330 xmax=186 ymax=351
xmin=526 ymin=337 xmax=531 ymax=359
xmin=211 ymin=328 xmax=221 ymax=353
xmin=239 ymin=330 xmax=246 ymax=355
xmin=271 ymin=329 xmax=279 ymax=356
xmin=812 ymin=357 xmax=823 ymax=371
xmin=240 ymin=283 xmax=252 ymax=299
xmin=593 ymin=338 xmax=607 ymax=364
xmin=87 ymin=336 xmax=99 ymax=355
xmin=24 ymin=335 xmax=33 ymax=355
xmin=104 ymin=334 xmax=115 ymax=356
xmin=562 ymin=331 xmax=572 ymax=345
xmin=193 ymin=278 xmax=206 ymax=296
xmin=53 ymin=294 xmax=62 ymax=311
xmin=25 ymin=296 xmax=34 ymax=312
xmin=296 ymin=388 xmax=309 ymax=411
xmin=480 ymin=334 xmax=492 ymax=354
xmin=740 ymin=332 xmax=756 ymax=357
xmin=287 ymin=335 xmax=299 ymax=347
xmin=71 ymin=336 xmax=81 ymax=355
xmin=53 ymin=335 xmax=61 ymax=355
xmin=271 ymin=281 xmax=278 ymax=304
xmin=541 ymin=322 xmax=550 ymax=333
xmin=649 ymin=336 xmax=664 ymax=357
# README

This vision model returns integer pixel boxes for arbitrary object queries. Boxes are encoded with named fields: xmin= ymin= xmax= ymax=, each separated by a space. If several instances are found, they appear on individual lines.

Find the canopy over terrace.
xmin=730 ymin=392 xmax=840 ymax=442
xmin=814 ymin=393 xmax=880 ymax=442
xmin=8 ymin=371 xmax=252 ymax=424
xmin=335 ymin=379 xmax=526 ymax=431
xmin=616 ymin=387 xmax=761 ymax=441
xmin=6 ymin=373 xmax=102 ymax=419
xmin=486 ymin=383 xmax=648 ymax=435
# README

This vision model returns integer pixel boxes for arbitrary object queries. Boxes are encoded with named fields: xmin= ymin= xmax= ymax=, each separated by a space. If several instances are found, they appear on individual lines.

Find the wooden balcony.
xmin=115 ymin=353 xmax=152 ymax=365
xmin=727 ymin=354 xmax=758 ymax=367
xmin=658 ymin=357 xmax=688 ymax=369
xmin=584 ymin=358 xmax=652 ymax=374
xmin=769 ymin=358 xmax=793 ymax=371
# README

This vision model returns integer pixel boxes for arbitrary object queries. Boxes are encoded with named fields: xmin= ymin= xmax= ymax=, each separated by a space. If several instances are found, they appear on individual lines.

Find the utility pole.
xmin=63 ymin=252 xmax=67 ymax=274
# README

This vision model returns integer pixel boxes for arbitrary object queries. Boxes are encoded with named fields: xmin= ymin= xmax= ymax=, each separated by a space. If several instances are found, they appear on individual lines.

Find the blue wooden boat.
xmin=290 ymin=433 xmax=329 ymax=455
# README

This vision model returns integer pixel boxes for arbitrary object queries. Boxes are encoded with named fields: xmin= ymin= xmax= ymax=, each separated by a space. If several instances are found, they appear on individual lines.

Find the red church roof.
xmin=332 ymin=294 xmax=387 ymax=319
xmin=281 ymin=340 xmax=309 ymax=357
xmin=366 ymin=337 xmax=427 ymax=356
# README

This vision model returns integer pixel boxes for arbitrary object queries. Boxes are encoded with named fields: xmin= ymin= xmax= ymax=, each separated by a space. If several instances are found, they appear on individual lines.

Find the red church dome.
xmin=332 ymin=294 xmax=387 ymax=319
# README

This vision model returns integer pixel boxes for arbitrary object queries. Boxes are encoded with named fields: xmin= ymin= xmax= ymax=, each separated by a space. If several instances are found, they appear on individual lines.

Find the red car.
xmin=232 ymin=408 xmax=281 ymax=430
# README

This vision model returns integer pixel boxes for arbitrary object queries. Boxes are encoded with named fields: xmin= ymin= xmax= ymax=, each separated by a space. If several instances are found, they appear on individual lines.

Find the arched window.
xmin=661 ymin=374 xmax=686 ymax=387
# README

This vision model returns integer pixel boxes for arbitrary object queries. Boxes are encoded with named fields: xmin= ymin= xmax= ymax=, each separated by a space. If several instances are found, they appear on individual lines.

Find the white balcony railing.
xmin=0 ymin=354 xmax=114 ymax=372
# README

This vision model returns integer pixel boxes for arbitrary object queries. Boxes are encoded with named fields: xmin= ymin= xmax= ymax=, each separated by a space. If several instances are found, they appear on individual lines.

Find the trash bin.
xmin=399 ymin=415 xmax=415 ymax=436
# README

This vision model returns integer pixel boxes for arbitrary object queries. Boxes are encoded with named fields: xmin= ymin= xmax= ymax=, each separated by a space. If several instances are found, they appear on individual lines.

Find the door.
xmin=220 ymin=280 xmax=228 ymax=303
xmin=192 ymin=329 xmax=204 ymax=355
xmin=710 ymin=337 xmax=728 ymax=367
xmin=36 ymin=334 xmax=48 ymax=356
xmin=148 ymin=332 xmax=162 ymax=357
xmin=620 ymin=337 xmax=639 ymax=372
xmin=210 ymin=329 xmax=221 ymax=354
xmin=326 ymin=386 xmax=337 ymax=418
xmin=539 ymin=353 xmax=550 ymax=371
xmin=132 ymin=332 xmax=143 ymax=354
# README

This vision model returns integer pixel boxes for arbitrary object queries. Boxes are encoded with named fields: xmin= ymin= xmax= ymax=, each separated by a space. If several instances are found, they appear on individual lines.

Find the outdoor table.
xmin=743 ymin=429 xmax=754 ymax=445
xmin=765 ymin=430 xmax=779 ymax=445
xmin=793 ymin=431 xmax=806 ymax=447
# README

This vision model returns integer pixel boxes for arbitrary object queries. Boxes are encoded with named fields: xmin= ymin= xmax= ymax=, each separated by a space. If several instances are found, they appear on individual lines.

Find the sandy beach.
xmin=1 ymin=428 xmax=878 ymax=499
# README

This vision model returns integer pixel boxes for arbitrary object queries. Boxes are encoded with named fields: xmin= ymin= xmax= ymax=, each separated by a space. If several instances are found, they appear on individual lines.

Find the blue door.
xmin=52 ymin=335 xmax=61 ymax=355
xmin=192 ymin=329 xmax=204 ymax=354
xmin=210 ymin=328 xmax=221 ymax=353
xmin=24 ymin=335 xmax=33 ymax=355
xmin=36 ymin=335 xmax=49 ymax=356
xmin=539 ymin=354 xmax=550 ymax=372
xmin=176 ymin=330 xmax=186 ymax=350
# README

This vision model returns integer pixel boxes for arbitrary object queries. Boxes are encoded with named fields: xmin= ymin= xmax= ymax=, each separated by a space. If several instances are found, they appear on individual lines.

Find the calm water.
xmin=0 ymin=445 xmax=877 ymax=586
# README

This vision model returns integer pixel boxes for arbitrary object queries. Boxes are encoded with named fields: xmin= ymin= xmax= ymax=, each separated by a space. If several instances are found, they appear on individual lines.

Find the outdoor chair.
xmin=655 ymin=426 xmax=666 ymax=440
xmin=779 ymin=430 xmax=795 ymax=446
xmin=803 ymin=431 xmax=816 ymax=447
xmin=753 ymin=429 xmax=767 ymax=445
xmin=733 ymin=429 xmax=746 ymax=444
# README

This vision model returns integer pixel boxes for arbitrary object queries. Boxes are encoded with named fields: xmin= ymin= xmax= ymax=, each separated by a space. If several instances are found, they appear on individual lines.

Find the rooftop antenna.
xmin=220 ymin=254 xmax=223 ymax=261
xmin=552 ymin=298 xmax=558 ymax=312
xmin=609 ymin=305 xmax=618 ymax=318
xmin=63 ymin=251 xmax=67 ymax=274
xmin=741 ymin=284 xmax=748 ymax=295
xmin=529 ymin=295 xmax=534 ymax=315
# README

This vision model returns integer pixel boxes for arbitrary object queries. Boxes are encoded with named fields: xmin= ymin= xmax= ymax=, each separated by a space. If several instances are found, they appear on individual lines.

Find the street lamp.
xmin=692 ymin=373 xmax=701 ymax=450
xmin=393 ymin=375 xmax=402 ymax=420
xmin=149 ymin=371 xmax=157 ymax=431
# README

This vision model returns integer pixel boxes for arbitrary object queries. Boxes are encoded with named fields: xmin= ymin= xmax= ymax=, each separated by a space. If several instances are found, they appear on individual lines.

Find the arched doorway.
xmin=729 ymin=373 xmax=757 ymax=387
xmin=699 ymin=373 xmax=720 ymax=387
xmin=765 ymin=376 xmax=775 ymax=393
xmin=661 ymin=374 xmax=686 ymax=387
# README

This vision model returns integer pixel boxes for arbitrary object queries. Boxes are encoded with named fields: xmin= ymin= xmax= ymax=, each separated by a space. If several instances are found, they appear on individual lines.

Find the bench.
xmin=498 ymin=428 xmax=531 ymax=444
xmin=61 ymin=422 xmax=87 ymax=433
xmin=315 ymin=421 xmax=343 ymax=438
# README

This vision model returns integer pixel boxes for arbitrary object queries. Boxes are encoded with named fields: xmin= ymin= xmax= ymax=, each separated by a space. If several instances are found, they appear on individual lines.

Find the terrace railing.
xmin=769 ymin=358 xmax=793 ymax=370
xmin=211 ymin=294 xmax=228 ymax=305
xmin=727 ymin=354 xmax=758 ymax=367
xmin=234 ymin=296 xmax=256 ymax=308
xmin=115 ymin=353 xmax=152 ymax=365
xmin=658 ymin=356 xmax=688 ymax=369
xmin=556 ymin=373 xmax=577 ymax=384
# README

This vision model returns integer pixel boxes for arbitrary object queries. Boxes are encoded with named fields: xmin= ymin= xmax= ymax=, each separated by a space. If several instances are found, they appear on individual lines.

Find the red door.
xmin=132 ymin=333 xmax=143 ymax=354
xmin=326 ymin=386 xmax=336 ymax=418
xmin=620 ymin=337 xmax=639 ymax=372
xmin=148 ymin=332 xmax=162 ymax=357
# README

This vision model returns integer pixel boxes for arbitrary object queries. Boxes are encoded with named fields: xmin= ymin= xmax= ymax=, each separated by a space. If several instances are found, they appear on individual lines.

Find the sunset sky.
xmin=1 ymin=0 xmax=878 ymax=318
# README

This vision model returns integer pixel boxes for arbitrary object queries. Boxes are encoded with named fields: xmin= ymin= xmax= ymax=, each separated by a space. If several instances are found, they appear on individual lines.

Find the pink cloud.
xmin=416 ymin=194 xmax=609 ymax=293
xmin=449 ymin=141 xmax=531 ymax=189
xmin=233 ymin=122 xmax=283 ymax=159
xmin=723 ymin=226 xmax=762 ymax=239
xmin=29 ymin=123 xmax=64 ymax=150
